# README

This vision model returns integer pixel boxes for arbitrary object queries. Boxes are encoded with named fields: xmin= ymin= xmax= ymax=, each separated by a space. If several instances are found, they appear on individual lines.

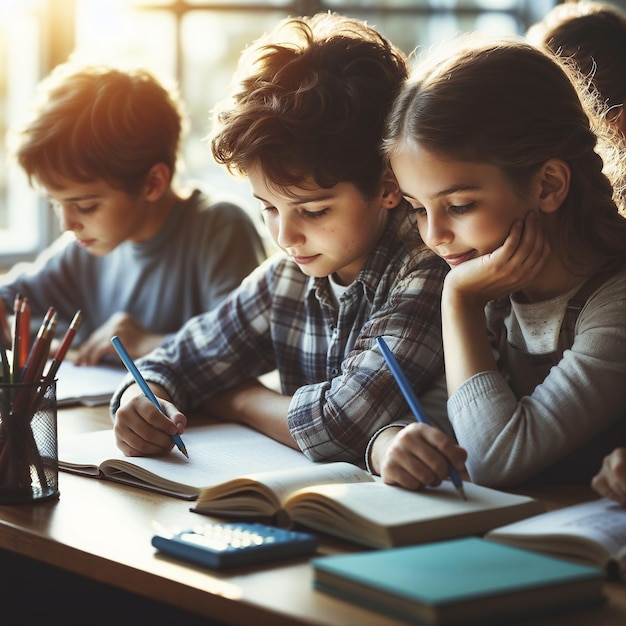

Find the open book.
xmin=192 ymin=465 xmax=545 ymax=549
xmin=56 ymin=360 xmax=127 ymax=406
xmin=60 ymin=422 xmax=544 ymax=548
xmin=485 ymin=497 xmax=626 ymax=581
xmin=58 ymin=423 xmax=315 ymax=499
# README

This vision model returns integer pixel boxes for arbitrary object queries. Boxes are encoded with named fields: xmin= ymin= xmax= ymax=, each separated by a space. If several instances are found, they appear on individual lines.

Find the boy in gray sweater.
xmin=2 ymin=62 xmax=265 ymax=364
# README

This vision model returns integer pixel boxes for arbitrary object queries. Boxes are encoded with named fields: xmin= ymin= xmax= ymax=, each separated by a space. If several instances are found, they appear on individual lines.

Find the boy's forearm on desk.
xmin=208 ymin=380 xmax=297 ymax=449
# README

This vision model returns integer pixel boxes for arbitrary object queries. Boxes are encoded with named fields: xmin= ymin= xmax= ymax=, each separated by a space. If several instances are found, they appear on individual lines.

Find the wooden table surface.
xmin=0 ymin=404 xmax=624 ymax=625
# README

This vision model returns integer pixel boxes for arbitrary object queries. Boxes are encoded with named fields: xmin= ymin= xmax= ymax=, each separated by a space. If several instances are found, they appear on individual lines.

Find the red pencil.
xmin=0 ymin=299 xmax=10 ymax=347
xmin=11 ymin=310 xmax=57 ymax=417
xmin=28 ymin=310 xmax=81 ymax=413
xmin=43 ymin=310 xmax=83 ymax=384
xmin=18 ymin=297 xmax=30 ymax=371
xmin=19 ymin=306 xmax=55 ymax=383
xmin=10 ymin=294 xmax=23 ymax=382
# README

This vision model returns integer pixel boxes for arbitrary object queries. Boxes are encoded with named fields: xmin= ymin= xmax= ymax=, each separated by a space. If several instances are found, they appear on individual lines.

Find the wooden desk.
xmin=0 ymin=405 xmax=625 ymax=625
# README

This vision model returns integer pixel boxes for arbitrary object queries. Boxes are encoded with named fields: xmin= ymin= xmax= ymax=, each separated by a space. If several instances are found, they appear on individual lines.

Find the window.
xmin=1 ymin=0 xmax=560 ymax=267
xmin=1 ymin=2 xmax=46 ymax=265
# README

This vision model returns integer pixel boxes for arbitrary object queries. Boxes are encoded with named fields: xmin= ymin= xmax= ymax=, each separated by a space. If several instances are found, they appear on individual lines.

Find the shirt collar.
xmin=307 ymin=206 xmax=405 ymax=304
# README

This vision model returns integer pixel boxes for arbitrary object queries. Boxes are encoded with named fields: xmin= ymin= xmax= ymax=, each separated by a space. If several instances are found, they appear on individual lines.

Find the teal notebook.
xmin=312 ymin=537 xmax=604 ymax=625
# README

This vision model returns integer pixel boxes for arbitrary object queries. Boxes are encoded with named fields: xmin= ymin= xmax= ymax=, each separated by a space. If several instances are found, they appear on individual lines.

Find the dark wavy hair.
xmin=13 ymin=63 xmax=185 ymax=194
xmin=383 ymin=36 xmax=626 ymax=266
xmin=210 ymin=12 xmax=408 ymax=199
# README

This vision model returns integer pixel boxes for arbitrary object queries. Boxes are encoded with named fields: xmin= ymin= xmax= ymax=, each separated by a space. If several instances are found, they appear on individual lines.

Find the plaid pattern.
xmin=117 ymin=210 xmax=448 ymax=464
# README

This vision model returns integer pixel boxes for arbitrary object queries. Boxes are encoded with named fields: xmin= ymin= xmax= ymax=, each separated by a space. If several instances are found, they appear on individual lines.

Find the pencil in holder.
xmin=0 ymin=380 xmax=59 ymax=504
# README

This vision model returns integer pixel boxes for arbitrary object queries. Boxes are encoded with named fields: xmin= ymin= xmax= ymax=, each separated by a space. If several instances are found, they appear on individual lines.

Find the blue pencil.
xmin=376 ymin=337 xmax=466 ymax=500
xmin=111 ymin=335 xmax=188 ymax=459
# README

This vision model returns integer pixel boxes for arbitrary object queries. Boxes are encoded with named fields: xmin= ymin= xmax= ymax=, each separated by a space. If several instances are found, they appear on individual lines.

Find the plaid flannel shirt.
xmin=111 ymin=209 xmax=449 ymax=465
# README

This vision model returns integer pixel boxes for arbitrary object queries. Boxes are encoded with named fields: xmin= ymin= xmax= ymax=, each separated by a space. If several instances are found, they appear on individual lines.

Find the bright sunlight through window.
xmin=1 ymin=0 xmax=555 ymax=267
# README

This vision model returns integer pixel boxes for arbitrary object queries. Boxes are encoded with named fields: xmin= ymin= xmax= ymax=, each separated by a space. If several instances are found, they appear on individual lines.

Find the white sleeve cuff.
xmin=364 ymin=421 xmax=411 ymax=474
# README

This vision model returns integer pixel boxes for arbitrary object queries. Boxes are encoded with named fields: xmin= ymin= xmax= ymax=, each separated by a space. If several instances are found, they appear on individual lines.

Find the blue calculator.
xmin=151 ymin=521 xmax=318 ymax=570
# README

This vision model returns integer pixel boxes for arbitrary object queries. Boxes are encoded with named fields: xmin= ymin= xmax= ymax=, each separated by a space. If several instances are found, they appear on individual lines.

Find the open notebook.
xmin=58 ymin=422 xmax=544 ymax=548
xmin=55 ymin=361 xmax=127 ymax=406
xmin=58 ymin=423 xmax=315 ymax=499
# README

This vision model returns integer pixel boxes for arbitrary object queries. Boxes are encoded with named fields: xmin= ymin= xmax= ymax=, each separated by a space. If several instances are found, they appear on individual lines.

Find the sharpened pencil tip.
xmin=179 ymin=445 xmax=189 ymax=459
xmin=457 ymin=486 xmax=467 ymax=501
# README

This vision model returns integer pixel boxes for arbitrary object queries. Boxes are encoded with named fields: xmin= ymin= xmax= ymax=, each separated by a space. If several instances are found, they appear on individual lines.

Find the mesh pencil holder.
xmin=0 ymin=380 xmax=59 ymax=504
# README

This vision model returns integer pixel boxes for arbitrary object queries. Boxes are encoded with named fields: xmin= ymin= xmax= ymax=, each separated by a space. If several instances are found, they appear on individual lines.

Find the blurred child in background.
xmin=2 ymin=62 xmax=265 ymax=364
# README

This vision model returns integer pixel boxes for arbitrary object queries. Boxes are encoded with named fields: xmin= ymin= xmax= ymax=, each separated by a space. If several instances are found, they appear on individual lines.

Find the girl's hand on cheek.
xmin=446 ymin=211 xmax=550 ymax=305
xmin=501 ymin=210 xmax=550 ymax=284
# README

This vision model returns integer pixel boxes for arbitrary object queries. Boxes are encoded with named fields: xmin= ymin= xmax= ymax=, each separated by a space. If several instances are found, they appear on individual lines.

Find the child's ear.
xmin=143 ymin=163 xmax=171 ymax=201
xmin=380 ymin=167 xmax=403 ymax=209
xmin=537 ymin=158 xmax=570 ymax=214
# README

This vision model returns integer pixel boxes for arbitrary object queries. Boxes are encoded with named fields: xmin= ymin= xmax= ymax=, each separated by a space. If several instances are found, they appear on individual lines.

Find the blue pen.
xmin=376 ymin=337 xmax=466 ymax=500
xmin=111 ymin=335 xmax=189 ymax=459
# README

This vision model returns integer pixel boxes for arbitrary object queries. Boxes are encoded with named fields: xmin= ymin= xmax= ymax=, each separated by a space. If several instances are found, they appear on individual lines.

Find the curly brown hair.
xmin=210 ymin=12 xmax=408 ymax=200
xmin=13 ymin=63 xmax=185 ymax=194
